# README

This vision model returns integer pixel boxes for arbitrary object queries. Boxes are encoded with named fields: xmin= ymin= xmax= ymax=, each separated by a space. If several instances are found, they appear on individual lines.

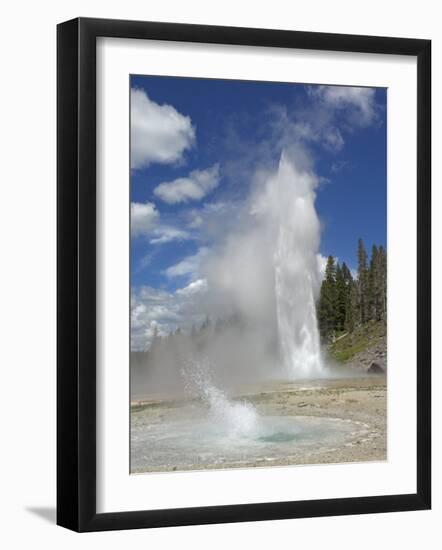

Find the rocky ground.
xmin=131 ymin=323 xmax=388 ymax=473
xmin=243 ymin=376 xmax=387 ymax=466
xmin=348 ymin=336 xmax=387 ymax=372
xmin=329 ymin=320 xmax=387 ymax=373
xmin=131 ymin=375 xmax=387 ymax=472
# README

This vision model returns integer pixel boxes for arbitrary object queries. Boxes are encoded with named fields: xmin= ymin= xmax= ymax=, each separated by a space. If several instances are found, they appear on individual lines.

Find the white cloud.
xmin=131 ymin=288 xmax=178 ymax=350
xmin=323 ymin=127 xmax=344 ymax=151
xmin=176 ymin=278 xmax=208 ymax=297
xmin=131 ymin=201 xmax=193 ymax=245
xmin=311 ymin=86 xmax=378 ymax=127
xmin=131 ymin=201 xmax=159 ymax=236
xmin=187 ymin=212 xmax=203 ymax=229
xmin=163 ymin=247 xmax=209 ymax=279
xmin=131 ymin=88 xmax=195 ymax=169
xmin=154 ymin=164 xmax=220 ymax=204
xmin=131 ymin=283 xmax=208 ymax=350
xmin=267 ymin=85 xmax=381 ymax=156
xmin=149 ymin=226 xmax=191 ymax=245
xmin=186 ymin=201 xmax=230 ymax=227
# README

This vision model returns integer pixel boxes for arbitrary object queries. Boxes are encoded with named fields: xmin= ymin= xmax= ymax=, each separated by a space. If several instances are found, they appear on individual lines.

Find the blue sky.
xmin=130 ymin=75 xmax=386 ymax=349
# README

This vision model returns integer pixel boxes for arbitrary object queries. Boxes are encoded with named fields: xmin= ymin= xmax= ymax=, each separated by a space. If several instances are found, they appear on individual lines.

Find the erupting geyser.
xmin=271 ymin=151 xmax=324 ymax=377
xmin=202 ymin=149 xmax=325 ymax=380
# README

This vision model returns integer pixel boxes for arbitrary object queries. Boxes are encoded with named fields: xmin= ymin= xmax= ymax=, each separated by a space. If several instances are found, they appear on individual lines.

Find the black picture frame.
xmin=57 ymin=17 xmax=431 ymax=532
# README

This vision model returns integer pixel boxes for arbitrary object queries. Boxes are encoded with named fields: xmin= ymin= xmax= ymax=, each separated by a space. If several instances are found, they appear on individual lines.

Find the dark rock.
xmin=367 ymin=362 xmax=385 ymax=374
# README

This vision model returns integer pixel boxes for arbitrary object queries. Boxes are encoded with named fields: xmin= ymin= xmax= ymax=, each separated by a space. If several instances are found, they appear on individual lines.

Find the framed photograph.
xmin=57 ymin=17 xmax=431 ymax=532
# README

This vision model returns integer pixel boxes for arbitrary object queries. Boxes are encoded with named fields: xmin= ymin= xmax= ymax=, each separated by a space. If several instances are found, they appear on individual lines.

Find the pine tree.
xmin=345 ymin=280 xmax=357 ymax=333
xmin=335 ymin=263 xmax=347 ymax=333
xmin=317 ymin=255 xmax=337 ymax=341
xmin=316 ymin=240 xmax=386 ymax=340
xmin=378 ymin=245 xmax=387 ymax=321
xmin=357 ymin=238 xmax=368 ymax=325
xmin=367 ymin=244 xmax=378 ymax=321
xmin=341 ymin=262 xmax=355 ymax=332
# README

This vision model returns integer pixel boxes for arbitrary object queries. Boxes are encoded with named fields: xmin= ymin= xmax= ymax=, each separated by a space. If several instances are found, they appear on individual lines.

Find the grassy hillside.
xmin=327 ymin=320 xmax=386 ymax=364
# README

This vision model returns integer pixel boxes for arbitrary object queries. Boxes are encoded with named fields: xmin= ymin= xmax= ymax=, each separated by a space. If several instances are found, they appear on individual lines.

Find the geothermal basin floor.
xmin=130 ymin=376 xmax=387 ymax=473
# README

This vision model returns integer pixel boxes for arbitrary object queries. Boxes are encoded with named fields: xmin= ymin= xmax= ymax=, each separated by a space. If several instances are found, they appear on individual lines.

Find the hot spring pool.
xmin=131 ymin=405 xmax=368 ymax=473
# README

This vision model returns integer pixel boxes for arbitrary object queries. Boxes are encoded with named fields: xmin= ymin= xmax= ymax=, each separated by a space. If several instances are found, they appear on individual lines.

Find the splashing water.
xmin=181 ymin=358 xmax=259 ymax=438
xmin=272 ymin=152 xmax=324 ymax=377
xmin=133 ymin=363 xmax=365 ymax=474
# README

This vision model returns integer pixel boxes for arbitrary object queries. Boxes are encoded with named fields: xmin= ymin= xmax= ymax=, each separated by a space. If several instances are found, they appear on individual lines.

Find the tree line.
xmin=317 ymin=239 xmax=387 ymax=342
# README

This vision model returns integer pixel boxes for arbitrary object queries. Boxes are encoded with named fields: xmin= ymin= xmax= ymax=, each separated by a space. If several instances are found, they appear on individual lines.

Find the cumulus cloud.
xmin=163 ymin=247 xmax=209 ymax=279
xmin=266 ymin=85 xmax=381 ymax=156
xmin=131 ymin=201 xmax=159 ymax=236
xmin=176 ymin=278 xmax=208 ymax=297
xmin=131 ymin=282 xmax=208 ymax=350
xmin=149 ymin=226 xmax=191 ymax=245
xmin=309 ymin=85 xmax=379 ymax=127
xmin=131 ymin=200 xmax=193 ymax=245
xmin=131 ymin=288 xmax=179 ymax=350
xmin=131 ymin=88 xmax=195 ymax=169
xmin=154 ymin=164 xmax=220 ymax=204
